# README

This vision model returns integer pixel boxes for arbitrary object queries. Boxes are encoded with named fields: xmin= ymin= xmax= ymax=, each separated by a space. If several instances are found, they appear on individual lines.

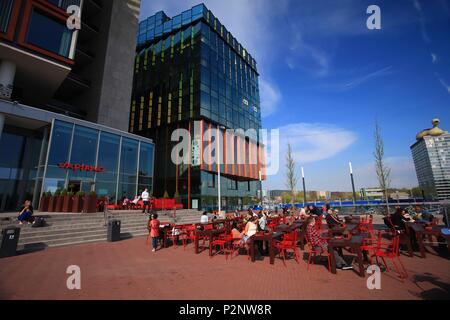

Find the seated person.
xmin=231 ymin=221 xmax=243 ymax=240
xmin=325 ymin=209 xmax=343 ymax=228
xmin=122 ymin=197 xmax=130 ymax=209
xmin=18 ymin=200 xmax=34 ymax=225
xmin=241 ymin=216 xmax=258 ymax=244
xmin=305 ymin=217 xmax=352 ymax=270
xmin=200 ymin=211 xmax=209 ymax=224
xmin=131 ymin=195 xmax=140 ymax=205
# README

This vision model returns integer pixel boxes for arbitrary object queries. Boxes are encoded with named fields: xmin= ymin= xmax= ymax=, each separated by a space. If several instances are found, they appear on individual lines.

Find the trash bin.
xmin=0 ymin=227 xmax=21 ymax=258
xmin=107 ymin=219 xmax=121 ymax=242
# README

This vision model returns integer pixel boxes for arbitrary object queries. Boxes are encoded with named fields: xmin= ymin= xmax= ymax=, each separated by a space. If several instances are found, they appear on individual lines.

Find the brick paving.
xmin=0 ymin=236 xmax=449 ymax=300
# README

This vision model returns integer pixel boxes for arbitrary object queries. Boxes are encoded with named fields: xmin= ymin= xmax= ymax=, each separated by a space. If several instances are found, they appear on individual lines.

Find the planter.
xmin=62 ymin=196 xmax=73 ymax=213
xmin=83 ymin=195 xmax=97 ymax=213
xmin=55 ymin=196 xmax=63 ymax=212
xmin=47 ymin=196 xmax=56 ymax=212
xmin=38 ymin=196 xmax=49 ymax=212
xmin=72 ymin=196 xmax=83 ymax=213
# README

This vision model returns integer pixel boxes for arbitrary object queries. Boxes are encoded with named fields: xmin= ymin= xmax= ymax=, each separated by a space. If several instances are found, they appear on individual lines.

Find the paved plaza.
xmin=1 ymin=236 xmax=449 ymax=300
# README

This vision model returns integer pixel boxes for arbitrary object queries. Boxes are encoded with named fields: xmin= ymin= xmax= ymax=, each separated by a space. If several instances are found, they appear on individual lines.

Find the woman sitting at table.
xmin=305 ymin=217 xmax=353 ymax=270
xmin=241 ymin=216 xmax=258 ymax=244
xmin=231 ymin=221 xmax=243 ymax=240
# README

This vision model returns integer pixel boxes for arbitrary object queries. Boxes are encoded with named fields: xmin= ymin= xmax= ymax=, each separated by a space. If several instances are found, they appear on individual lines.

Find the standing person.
xmin=149 ymin=213 xmax=160 ymax=252
xmin=141 ymin=188 xmax=150 ymax=214
xmin=18 ymin=200 xmax=34 ymax=225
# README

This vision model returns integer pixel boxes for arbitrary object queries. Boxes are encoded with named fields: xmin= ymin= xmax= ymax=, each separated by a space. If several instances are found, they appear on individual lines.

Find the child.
xmin=149 ymin=213 xmax=160 ymax=252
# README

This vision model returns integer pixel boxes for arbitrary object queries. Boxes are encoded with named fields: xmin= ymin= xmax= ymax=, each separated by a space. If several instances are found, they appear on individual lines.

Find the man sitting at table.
xmin=306 ymin=217 xmax=353 ymax=270
xmin=325 ymin=209 xmax=343 ymax=228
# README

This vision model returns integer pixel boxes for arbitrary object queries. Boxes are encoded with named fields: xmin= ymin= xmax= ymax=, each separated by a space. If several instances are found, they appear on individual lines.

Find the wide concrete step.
xmin=18 ymin=225 xmax=148 ymax=245
xmin=18 ymin=230 xmax=149 ymax=249
xmin=18 ymin=221 xmax=147 ymax=238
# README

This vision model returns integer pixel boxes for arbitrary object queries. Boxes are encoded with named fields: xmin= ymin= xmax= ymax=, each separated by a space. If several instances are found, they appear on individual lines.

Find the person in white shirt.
xmin=200 ymin=211 xmax=209 ymax=224
xmin=141 ymin=188 xmax=150 ymax=213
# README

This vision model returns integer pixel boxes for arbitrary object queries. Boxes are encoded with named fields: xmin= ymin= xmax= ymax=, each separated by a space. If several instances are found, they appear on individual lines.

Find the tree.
xmin=374 ymin=121 xmax=391 ymax=213
xmin=285 ymin=143 xmax=298 ymax=205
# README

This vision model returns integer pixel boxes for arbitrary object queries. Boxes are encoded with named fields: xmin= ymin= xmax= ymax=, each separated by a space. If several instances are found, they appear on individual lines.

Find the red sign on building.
xmin=57 ymin=162 xmax=105 ymax=173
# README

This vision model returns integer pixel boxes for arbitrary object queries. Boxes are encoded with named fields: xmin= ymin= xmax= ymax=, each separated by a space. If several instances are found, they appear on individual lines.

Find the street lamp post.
xmin=349 ymin=162 xmax=357 ymax=206
xmin=259 ymin=170 xmax=263 ymax=205
xmin=217 ymin=126 xmax=226 ymax=215
xmin=301 ymin=167 xmax=307 ymax=207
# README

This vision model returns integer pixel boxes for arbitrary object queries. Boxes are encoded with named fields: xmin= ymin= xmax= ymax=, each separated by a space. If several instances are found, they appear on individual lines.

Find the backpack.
xmin=32 ymin=217 xmax=46 ymax=228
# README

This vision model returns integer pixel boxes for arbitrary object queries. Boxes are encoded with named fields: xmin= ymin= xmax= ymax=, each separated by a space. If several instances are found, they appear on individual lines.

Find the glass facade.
xmin=0 ymin=124 xmax=48 ymax=212
xmin=43 ymin=120 xmax=155 ymax=204
xmin=411 ymin=134 xmax=450 ymax=200
xmin=131 ymin=4 xmax=263 ymax=210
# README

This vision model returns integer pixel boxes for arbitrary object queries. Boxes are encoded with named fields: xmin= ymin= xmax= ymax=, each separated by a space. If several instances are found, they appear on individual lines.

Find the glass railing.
xmin=0 ymin=0 xmax=13 ymax=33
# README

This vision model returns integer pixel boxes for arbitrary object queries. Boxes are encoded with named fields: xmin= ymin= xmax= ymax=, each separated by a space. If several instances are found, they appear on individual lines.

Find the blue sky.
xmin=140 ymin=0 xmax=450 ymax=192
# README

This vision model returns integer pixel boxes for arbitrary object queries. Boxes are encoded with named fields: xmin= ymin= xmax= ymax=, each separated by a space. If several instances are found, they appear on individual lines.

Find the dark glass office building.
xmin=131 ymin=4 xmax=265 ymax=211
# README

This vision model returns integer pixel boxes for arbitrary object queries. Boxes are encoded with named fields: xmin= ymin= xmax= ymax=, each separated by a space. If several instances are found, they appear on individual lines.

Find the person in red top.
xmin=149 ymin=213 xmax=160 ymax=252
xmin=305 ymin=217 xmax=352 ymax=270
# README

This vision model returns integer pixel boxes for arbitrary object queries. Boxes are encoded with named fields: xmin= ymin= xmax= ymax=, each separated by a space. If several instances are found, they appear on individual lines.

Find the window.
xmin=0 ymin=0 xmax=13 ymax=34
xmin=25 ymin=7 xmax=74 ymax=58
xmin=47 ymin=121 xmax=73 ymax=166
xmin=207 ymin=172 xmax=215 ymax=188
xmin=97 ymin=132 xmax=120 ymax=182
xmin=172 ymin=14 xmax=181 ymax=28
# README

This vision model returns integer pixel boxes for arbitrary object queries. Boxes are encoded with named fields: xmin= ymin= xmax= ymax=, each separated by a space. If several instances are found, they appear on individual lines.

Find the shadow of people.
xmin=411 ymin=273 xmax=450 ymax=300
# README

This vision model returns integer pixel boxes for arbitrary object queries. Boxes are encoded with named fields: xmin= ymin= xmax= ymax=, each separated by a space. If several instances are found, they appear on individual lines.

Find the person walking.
xmin=141 ymin=188 xmax=150 ymax=214
xmin=149 ymin=213 xmax=160 ymax=252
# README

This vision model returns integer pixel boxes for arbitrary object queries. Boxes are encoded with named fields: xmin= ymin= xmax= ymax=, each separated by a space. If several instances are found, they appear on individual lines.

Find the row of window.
xmin=137 ymin=4 xmax=257 ymax=72
xmin=0 ymin=0 xmax=76 ymax=62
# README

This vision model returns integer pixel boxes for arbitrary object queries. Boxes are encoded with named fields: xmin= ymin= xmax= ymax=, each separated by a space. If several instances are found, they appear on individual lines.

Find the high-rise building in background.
xmin=0 ymin=0 xmax=155 ymax=212
xmin=131 ymin=4 xmax=265 ymax=210
xmin=411 ymin=119 xmax=450 ymax=201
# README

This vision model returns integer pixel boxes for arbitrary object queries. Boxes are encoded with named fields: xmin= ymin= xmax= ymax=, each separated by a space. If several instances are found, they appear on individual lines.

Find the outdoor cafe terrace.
xmin=0 ymin=212 xmax=449 ymax=300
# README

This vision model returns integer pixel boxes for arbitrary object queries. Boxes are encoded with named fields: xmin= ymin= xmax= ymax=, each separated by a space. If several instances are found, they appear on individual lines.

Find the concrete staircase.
xmin=0 ymin=209 xmax=202 ymax=251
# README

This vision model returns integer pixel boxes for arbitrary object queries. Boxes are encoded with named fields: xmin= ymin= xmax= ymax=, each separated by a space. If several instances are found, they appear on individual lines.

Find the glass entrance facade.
xmin=0 ymin=113 xmax=154 ymax=212
xmin=42 ymin=119 xmax=155 ymax=204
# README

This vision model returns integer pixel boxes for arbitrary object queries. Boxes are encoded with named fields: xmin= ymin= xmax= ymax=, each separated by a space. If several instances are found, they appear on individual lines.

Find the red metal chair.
xmin=370 ymin=232 xmax=408 ymax=279
xmin=166 ymin=226 xmax=187 ymax=250
xmin=228 ymin=238 xmax=252 ymax=260
xmin=306 ymin=243 xmax=331 ymax=271
xmin=275 ymin=231 xmax=300 ymax=266
xmin=210 ymin=232 xmax=232 ymax=259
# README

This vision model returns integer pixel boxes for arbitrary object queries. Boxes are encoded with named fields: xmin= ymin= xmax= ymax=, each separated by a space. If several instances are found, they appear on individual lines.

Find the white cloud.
xmin=276 ymin=123 xmax=358 ymax=164
xmin=431 ymin=53 xmax=438 ymax=63
xmin=260 ymin=78 xmax=281 ymax=118
xmin=329 ymin=66 xmax=393 ymax=92
xmin=353 ymin=156 xmax=418 ymax=189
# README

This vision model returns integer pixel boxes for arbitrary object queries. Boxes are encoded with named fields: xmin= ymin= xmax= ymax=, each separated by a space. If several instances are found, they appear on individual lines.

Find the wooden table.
xmin=328 ymin=235 xmax=365 ymax=277
xmin=344 ymin=216 xmax=361 ymax=225
xmin=249 ymin=232 xmax=284 ymax=264
xmin=409 ymin=224 xmax=450 ymax=258
xmin=194 ymin=229 xmax=224 ymax=255
xmin=329 ymin=224 xmax=358 ymax=237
